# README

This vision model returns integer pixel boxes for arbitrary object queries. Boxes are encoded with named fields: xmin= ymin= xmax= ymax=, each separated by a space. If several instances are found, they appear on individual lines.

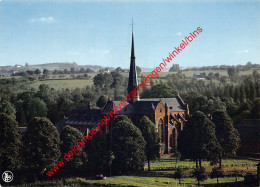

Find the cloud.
xmin=89 ymin=50 xmax=109 ymax=54
xmin=175 ymin=32 xmax=182 ymax=36
xmin=237 ymin=49 xmax=249 ymax=54
xmin=29 ymin=17 xmax=56 ymax=23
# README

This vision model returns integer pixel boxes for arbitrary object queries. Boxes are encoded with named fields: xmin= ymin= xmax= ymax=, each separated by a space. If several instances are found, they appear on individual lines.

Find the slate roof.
xmin=101 ymin=97 xmax=186 ymax=115
xmin=59 ymin=108 xmax=101 ymax=127
xmin=139 ymin=98 xmax=185 ymax=113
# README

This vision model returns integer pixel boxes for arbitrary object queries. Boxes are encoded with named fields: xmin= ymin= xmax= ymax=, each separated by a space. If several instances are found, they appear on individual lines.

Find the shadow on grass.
xmin=129 ymin=171 xmax=175 ymax=178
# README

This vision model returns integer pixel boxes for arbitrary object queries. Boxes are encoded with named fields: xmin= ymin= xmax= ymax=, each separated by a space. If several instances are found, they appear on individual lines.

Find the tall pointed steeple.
xmin=127 ymin=21 xmax=139 ymax=103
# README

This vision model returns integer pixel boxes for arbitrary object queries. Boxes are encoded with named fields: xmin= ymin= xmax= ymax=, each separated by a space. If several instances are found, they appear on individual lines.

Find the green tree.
xmin=186 ymin=95 xmax=208 ymax=115
xmin=23 ymin=97 xmax=48 ymax=122
xmin=234 ymin=87 xmax=240 ymax=103
xmin=93 ymin=73 xmax=105 ymax=88
xmin=85 ymin=130 xmax=112 ymax=176
xmin=169 ymin=64 xmax=180 ymax=72
xmin=178 ymin=111 xmax=220 ymax=168
xmin=60 ymin=126 xmax=87 ymax=170
xmin=249 ymin=82 xmax=256 ymax=100
xmin=26 ymin=70 xmax=34 ymax=75
xmin=43 ymin=69 xmax=49 ymax=75
xmin=23 ymin=117 xmax=60 ymax=176
xmin=212 ymin=110 xmax=240 ymax=168
xmin=136 ymin=66 xmax=142 ymax=75
xmin=136 ymin=116 xmax=160 ymax=171
xmin=252 ymin=70 xmax=260 ymax=83
xmin=16 ymin=100 xmax=27 ymax=127
xmin=0 ymin=100 xmax=16 ymax=119
xmin=193 ymin=167 xmax=208 ymax=186
xmin=227 ymin=67 xmax=238 ymax=82
xmin=210 ymin=167 xmax=224 ymax=184
xmin=80 ymin=68 xmax=85 ymax=73
xmin=58 ymin=99 xmax=74 ymax=119
xmin=0 ymin=113 xmax=22 ymax=174
xmin=96 ymin=95 xmax=108 ymax=108
xmin=71 ymin=88 xmax=84 ymax=104
xmin=174 ymin=167 xmax=184 ymax=184
xmin=36 ymin=84 xmax=50 ymax=103
xmin=86 ymin=68 xmax=94 ymax=73
xmin=47 ymin=101 xmax=59 ymax=123
xmin=111 ymin=72 xmax=124 ymax=88
xmin=112 ymin=115 xmax=132 ymax=124
xmin=70 ymin=67 xmax=75 ymax=74
xmin=64 ymin=69 xmax=69 ymax=74
xmin=239 ymin=85 xmax=246 ymax=102
xmin=110 ymin=115 xmax=146 ymax=174
xmin=252 ymin=98 xmax=260 ymax=119
xmin=103 ymin=73 xmax=113 ymax=90
xmin=34 ymin=69 xmax=41 ymax=75
xmin=141 ymin=84 xmax=177 ymax=98
xmin=207 ymin=97 xmax=226 ymax=115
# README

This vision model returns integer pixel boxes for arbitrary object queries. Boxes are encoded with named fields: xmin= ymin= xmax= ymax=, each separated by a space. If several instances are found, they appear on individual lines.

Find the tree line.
xmin=0 ymin=112 xmax=159 ymax=185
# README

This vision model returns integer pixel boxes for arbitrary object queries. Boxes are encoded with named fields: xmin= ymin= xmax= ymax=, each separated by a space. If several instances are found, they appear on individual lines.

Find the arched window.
xmin=172 ymin=127 xmax=178 ymax=150
xmin=158 ymin=118 xmax=164 ymax=143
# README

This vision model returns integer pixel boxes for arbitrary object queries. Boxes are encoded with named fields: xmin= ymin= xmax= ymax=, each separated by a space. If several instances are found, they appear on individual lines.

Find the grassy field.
xmin=67 ymin=176 xmax=244 ymax=187
xmin=2 ymin=68 xmax=259 ymax=92
xmin=14 ymin=176 xmax=245 ymax=187
xmin=11 ymin=157 xmax=258 ymax=186
xmin=145 ymin=157 xmax=259 ymax=170
xmin=30 ymin=79 xmax=93 ymax=90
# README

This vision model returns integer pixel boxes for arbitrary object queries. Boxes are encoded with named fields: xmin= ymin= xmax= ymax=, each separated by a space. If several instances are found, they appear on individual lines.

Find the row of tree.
xmin=178 ymin=110 xmax=240 ymax=169
xmin=0 ymin=112 xmax=159 ymax=184
xmin=175 ymin=62 xmax=260 ymax=71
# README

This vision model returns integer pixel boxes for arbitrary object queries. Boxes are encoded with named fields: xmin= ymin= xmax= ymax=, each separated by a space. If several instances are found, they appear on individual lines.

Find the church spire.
xmin=127 ymin=20 xmax=139 ymax=103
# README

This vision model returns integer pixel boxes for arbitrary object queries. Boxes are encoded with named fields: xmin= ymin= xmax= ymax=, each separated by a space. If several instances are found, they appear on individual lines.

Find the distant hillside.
xmin=0 ymin=62 xmax=114 ymax=73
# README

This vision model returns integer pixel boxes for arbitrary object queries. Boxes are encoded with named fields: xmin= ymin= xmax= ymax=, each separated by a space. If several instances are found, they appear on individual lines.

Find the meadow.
xmin=30 ymin=69 xmax=259 ymax=91
xmin=2 ymin=68 xmax=258 ymax=93
xmin=20 ymin=176 xmax=244 ymax=187
xmin=30 ymin=79 xmax=94 ymax=90
xmin=11 ymin=157 xmax=258 ymax=187
xmin=144 ymin=157 xmax=259 ymax=170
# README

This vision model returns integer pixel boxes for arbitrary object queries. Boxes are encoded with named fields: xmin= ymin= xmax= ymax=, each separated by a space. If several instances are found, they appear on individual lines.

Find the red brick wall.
xmin=238 ymin=141 xmax=260 ymax=154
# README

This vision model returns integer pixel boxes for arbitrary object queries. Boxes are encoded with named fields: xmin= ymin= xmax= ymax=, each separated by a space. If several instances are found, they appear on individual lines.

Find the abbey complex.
xmin=56 ymin=31 xmax=189 ymax=154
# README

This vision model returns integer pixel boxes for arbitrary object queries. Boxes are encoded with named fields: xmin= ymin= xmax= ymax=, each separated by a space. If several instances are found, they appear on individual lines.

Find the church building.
xmin=56 ymin=30 xmax=189 ymax=153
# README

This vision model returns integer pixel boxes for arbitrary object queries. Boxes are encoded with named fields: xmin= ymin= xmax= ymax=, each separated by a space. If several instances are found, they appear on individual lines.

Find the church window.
xmin=158 ymin=118 xmax=164 ymax=143
xmin=160 ymin=108 xmax=162 ymax=113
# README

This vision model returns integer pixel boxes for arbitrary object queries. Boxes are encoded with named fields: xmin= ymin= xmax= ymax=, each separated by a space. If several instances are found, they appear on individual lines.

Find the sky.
xmin=0 ymin=0 xmax=260 ymax=69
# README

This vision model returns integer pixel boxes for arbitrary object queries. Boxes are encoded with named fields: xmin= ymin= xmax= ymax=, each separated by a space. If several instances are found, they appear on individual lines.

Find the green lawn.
xmin=74 ymin=176 xmax=244 ymax=187
xmin=145 ymin=157 xmax=259 ymax=170
xmin=12 ymin=157 xmax=259 ymax=187
xmin=30 ymin=79 xmax=93 ymax=90
xmin=15 ymin=176 xmax=245 ymax=187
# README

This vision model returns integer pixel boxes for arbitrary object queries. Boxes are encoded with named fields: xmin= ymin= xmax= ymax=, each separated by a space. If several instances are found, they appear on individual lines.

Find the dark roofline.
xmin=176 ymin=94 xmax=186 ymax=108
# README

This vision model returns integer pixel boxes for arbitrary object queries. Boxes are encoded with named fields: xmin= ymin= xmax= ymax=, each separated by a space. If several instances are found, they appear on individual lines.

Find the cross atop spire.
xmin=130 ymin=18 xmax=134 ymax=33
